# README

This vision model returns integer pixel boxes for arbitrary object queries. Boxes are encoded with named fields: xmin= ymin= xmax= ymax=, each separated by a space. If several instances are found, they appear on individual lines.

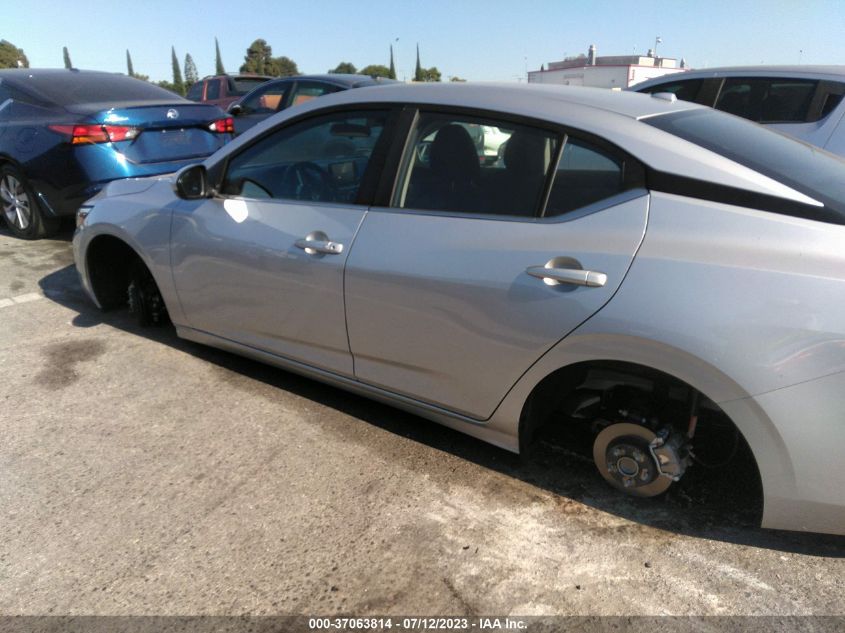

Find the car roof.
xmin=632 ymin=65 xmax=845 ymax=90
xmin=320 ymin=81 xmax=704 ymax=119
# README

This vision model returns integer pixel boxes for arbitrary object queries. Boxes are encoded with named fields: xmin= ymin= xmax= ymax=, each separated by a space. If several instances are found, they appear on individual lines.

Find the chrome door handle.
xmin=526 ymin=266 xmax=607 ymax=288
xmin=295 ymin=238 xmax=344 ymax=255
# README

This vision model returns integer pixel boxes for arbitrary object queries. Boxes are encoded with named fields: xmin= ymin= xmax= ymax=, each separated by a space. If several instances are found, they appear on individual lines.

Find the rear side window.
xmin=545 ymin=139 xmax=626 ymax=216
xmin=205 ymin=80 xmax=221 ymax=101
xmin=186 ymin=82 xmax=203 ymax=101
xmin=221 ymin=110 xmax=388 ymax=204
xmin=715 ymin=78 xmax=818 ymax=123
xmin=231 ymin=77 xmax=269 ymax=95
xmin=641 ymin=79 xmax=705 ymax=103
xmin=645 ymin=108 xmax=845 ymax=223
xmin=394 ymin=113 xmax=560 ymax=217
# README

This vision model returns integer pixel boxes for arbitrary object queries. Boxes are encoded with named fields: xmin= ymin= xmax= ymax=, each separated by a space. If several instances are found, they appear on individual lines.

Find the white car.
xmin=632 ymin=65 xmax=845 ymax=157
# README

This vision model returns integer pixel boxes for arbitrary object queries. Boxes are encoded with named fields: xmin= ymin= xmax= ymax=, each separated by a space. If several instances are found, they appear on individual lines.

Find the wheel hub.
xmin=592 ymin=422 xmax=674 ymax=497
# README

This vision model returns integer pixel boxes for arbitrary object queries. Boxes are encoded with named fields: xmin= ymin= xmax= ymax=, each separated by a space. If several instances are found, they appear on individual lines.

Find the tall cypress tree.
xmin=414 ymin=44 xmax=423 ymax=82
xmin=214 ymin=37 xmax=225 ymax=75
xmin=126 ymin=50 xmax=135 ymax=77
xmin=184 ymin=53 xmax=198 ymax=86
xmin=171 ymin=46 xmax=184 ymax=95
xmin=62 ymin=46 xmax=72 ymax=69
xmin=389 ymin=44 xmax=396 ymax=80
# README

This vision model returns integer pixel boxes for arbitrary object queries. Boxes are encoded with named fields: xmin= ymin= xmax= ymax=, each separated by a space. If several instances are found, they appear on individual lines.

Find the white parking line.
xmin=0 ymin=292 xmax=44 ymax=309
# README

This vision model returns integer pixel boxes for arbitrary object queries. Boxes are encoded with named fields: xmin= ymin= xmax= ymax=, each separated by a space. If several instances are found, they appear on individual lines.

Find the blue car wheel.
xmin=0 ymin=166 xmax=59 ymax=240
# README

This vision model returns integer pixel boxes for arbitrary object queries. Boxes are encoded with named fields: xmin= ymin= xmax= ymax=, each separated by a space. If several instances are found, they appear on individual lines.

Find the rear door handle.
xmin=526 ymin=266 xmax=607 ymax=288
xmin=295 ymin=238 xmax=344 ymax=255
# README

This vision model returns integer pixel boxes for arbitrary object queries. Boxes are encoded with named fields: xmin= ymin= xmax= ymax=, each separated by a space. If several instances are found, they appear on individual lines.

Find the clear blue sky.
xmin=4 ymin=0 xmax=844 ymax=82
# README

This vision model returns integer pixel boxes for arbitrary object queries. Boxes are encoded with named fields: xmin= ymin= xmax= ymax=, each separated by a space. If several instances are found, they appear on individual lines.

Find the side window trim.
xmin=373 ymin=103 xmax=645 ymax=221
xmin=214 ymin=105 xmax=398 ymax=208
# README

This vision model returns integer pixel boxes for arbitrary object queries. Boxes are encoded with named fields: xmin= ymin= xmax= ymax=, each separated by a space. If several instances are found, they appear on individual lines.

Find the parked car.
xmin=631 ymin=65 xmax=845 ymax=157
xmin=185 ymin=74 xmax=273 ymax=110
xmin=228 ymin=74 xmax=395 ymax=135
xmin=0 ymin=69 xmax=233 ymax=239
xmin=74 ymin=83 xmax=845 ymax=536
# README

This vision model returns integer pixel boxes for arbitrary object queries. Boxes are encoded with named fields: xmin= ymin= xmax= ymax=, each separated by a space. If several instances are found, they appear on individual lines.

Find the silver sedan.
xmin=73 ymin=83 xmax=845 ymax=536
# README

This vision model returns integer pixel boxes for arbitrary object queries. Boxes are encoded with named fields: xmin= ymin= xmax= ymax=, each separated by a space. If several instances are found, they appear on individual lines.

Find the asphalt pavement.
xmin=1 ymin=225 xmax=844 ymax=617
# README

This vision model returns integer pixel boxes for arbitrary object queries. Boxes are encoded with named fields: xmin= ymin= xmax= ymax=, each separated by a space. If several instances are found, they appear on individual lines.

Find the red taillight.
xmin=209 ymin=117 xmax=234 ymax=133
xmin=48 ymin=124 xmax=139 ymax=144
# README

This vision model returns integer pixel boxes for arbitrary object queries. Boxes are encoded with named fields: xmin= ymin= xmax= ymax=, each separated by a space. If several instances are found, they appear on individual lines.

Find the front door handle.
xmin=295 ymin=237 xmax=344 ymax=255
xmin=526 ymin=266 xmax=607 ymax=288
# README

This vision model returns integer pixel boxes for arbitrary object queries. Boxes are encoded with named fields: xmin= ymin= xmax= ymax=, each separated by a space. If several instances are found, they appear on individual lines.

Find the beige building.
xmin=528 ymin=44 xmax=687 ymax=89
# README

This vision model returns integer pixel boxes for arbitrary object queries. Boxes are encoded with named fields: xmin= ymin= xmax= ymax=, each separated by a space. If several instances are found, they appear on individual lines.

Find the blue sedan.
xmin=0 ymin=69 xmax=233 ymax=239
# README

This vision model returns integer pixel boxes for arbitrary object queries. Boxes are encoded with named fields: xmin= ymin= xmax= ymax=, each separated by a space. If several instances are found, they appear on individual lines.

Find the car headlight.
xmin=76 ymin=205 xmax=93 ymax=228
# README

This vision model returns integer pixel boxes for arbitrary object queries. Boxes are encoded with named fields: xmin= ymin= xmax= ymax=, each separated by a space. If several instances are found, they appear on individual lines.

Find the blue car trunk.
xmin=66 ymin=101 xmax=228 ymax=164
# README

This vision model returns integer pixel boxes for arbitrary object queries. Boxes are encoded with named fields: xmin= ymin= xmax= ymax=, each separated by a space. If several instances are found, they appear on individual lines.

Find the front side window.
xmin=221 ymin=110 xmax=388 ymax=204
xmin=394 ymin=113 xmax=560 ymax=217
xmin=239 ymin=82 xmax=290 ymax=115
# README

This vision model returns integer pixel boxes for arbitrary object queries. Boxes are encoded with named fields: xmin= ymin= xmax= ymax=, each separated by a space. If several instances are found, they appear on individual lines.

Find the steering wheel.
xmin=280 ymin=162 xmax=335 ymax=202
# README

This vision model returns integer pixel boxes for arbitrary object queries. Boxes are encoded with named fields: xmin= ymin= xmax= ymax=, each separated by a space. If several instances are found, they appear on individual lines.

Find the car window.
xmin=240 ymin=82 xmax=290 ymax=115
xmin=394 ymin=113 xmax=560 ymax=217
xmin=290 ymin=82 xmax=342 ymax=107
xmin=205 ymin=80 xmax=221 ymax=101
xmin=186 ymin=82 xmax=203 ymax=101
xmin=641 ymin=78 xmax=704 ymax=103
xmin=231 ymin=77 xmax=268 ymax=96
xmin=221 ymin=110 xmax=388 ymax=205
xmin=9 ymin=72 xmax=182 ymax=105
xmin=545 ymin=138 xmax=626 ymax=217
xmin=715 ymin=77 xmax=818 ymax=123
xmin=645 ymin=108 xmax=845 ymax=223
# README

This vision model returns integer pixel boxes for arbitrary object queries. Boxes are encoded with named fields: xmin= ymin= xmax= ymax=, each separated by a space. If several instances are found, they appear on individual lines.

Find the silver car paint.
xmin=170 ymin=196 xmax=365 ymax=376
xmin=344 ymin=195 xmax=648 ymax=419
xmin=74 ymin=83 xmax=845 ymax=535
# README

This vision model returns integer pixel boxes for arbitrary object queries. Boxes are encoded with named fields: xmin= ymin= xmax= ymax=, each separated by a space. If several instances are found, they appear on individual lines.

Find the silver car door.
xmin=171 ymin=109 xmax=390 ymax=377
xmin=345 ymin=114 xmax=648 ymax=419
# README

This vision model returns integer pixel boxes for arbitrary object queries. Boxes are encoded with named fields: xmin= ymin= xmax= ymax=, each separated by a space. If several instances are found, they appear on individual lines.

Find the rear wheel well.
xmin=519 ymin=360 xmax=763 ymax=506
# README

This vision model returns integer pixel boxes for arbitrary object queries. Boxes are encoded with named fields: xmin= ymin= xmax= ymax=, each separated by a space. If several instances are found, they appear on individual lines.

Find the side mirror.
xmin=228 ymin=103 xmax=243 ymax=116
xmin=174 ymin=164 xmax=209 ymax=199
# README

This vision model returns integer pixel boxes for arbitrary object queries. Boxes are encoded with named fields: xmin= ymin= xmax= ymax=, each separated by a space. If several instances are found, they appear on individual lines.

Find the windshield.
xmin=645 ymin=109 xmax=845 ymax=222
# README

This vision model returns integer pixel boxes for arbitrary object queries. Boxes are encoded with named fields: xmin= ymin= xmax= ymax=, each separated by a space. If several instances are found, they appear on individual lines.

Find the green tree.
xmin=126 ymin=49 xmax=135 ymax=77
xmin=359 ymin=64 xmax=391 ymax=79
xmin=414 ymin=43 xmax=423 ymax=81
xmin=0 ymin=40 xmax=28 ymax=69
xmin=62 ymin=46 xmax=72 ymax=69
xmin=156 ymin=80 xmax=181 ymax=94
xmin=267 ymin=56 xmax=299 ymax=77
xmin=450 ymin=76 xmax=466 ymax=82
xmin=389 ymin=45 xmax=396 ymax=79
xmin=170 ymin=46 xmax=184 ymax=95
xmin=184 ymin=53 xmax=198 ymax=85
xmin=330 ymin=61 xmax=357 ymax=74
xmin=241 ymin=38 xmax=271 ymax=75
xmin=420 ymin=67 xmax=441 ymax=82
xmin=214 ymin=37 xmax=225 ymax=75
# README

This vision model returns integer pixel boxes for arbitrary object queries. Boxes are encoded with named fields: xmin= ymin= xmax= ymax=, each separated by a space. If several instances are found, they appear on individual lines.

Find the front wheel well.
xmin=86 ymin=235 xmax=147 ymax=309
